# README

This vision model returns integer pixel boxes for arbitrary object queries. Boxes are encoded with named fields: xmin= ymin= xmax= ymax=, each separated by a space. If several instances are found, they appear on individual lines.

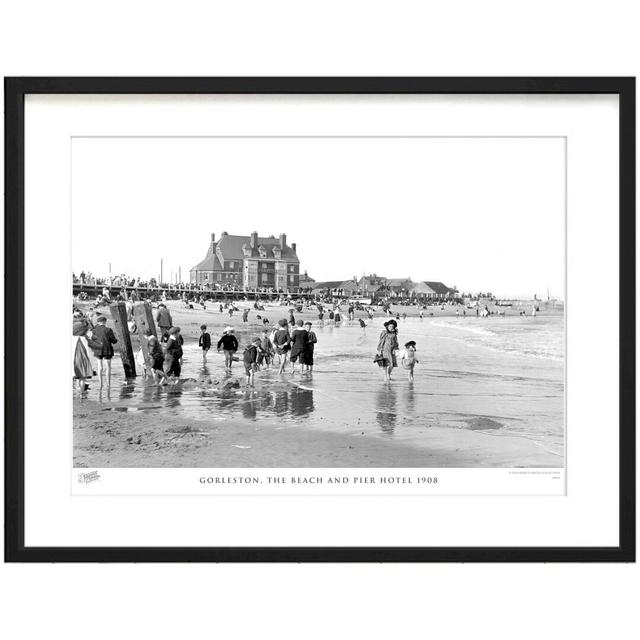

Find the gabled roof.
xmin=190 ymin=245 xmax=223 ymax=272
xmin=191 ymin=232 xmax=300 ymax=272
xmin=387 ymin=278 xmax=412 ymax=288
xmin=423 ymin=281 xmax=451 ymax=295
xmin=311 ymin=281 xmax=349 ymax=290
xmin=217 ymin=233 xmax=299 ymax=263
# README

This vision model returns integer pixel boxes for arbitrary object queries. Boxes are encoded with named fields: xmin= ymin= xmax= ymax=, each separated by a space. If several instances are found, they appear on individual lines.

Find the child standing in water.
xmin=199 ymin=324 xmax=211 ymax=362
xmin=258 ymin=328 xmax=274 ymax=369
xmin=243 ymin=338 xmax=261 ymax=386
xmin=303 ymin=321 xmax=317 ymax=373
xmin=400 ymin=340 xmax=419 ymax=382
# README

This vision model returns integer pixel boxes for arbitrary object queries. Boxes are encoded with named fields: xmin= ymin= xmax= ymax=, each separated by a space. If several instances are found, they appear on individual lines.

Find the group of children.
xmin=198 ymin=319 xmax=318 ymax=386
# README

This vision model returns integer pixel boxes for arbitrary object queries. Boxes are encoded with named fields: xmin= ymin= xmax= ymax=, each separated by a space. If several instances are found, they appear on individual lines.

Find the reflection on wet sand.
xmin=375 ymin=384 xmax=397 ymax=435
xmin=90 ymin=373 xmax=316 ymax=423
xmin=165 ymin=385 xmax=183 ymax=409
xmin=242 ymin=389 xmax=258 ymax=420
xmin=290 ymin=386 xmax=314 ymax=417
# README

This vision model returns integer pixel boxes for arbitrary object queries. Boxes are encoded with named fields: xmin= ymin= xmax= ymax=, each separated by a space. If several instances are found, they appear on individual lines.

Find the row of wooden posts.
xmin=109 ymin=301 xmax=157 ymax=379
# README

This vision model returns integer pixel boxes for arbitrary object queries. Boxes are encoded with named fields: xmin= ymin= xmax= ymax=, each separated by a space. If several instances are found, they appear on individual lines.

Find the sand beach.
xmin=73 ymin=299 xmax=564 ymax=468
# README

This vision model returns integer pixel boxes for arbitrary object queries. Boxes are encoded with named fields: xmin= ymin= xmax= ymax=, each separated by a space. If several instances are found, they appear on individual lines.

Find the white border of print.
xmin=24 ymin=94 xmax=618 ymax=548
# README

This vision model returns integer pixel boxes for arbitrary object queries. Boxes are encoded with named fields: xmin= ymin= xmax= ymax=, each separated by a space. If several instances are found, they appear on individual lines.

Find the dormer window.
xmin=258 ymin=245 xmax=267 ymax=258
xmin=242 ymin=244 xmax=251 ymax=257
xmin=272 ymin=246 xmax=281 ymax=258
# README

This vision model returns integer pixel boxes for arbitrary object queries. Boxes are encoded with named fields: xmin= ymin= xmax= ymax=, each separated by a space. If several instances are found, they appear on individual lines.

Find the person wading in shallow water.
xmin=303 ymin=321 xmax=317 ymax=373
xmin=155 ymin=303 xmax=173 ymax=342
xmin=164 ymin=326 xmax=183 ymax=383
xmin=376 ymin=319 xmax=399 ymax=382
xmin=217 ymin=326 xmax=239 ymax=372
xmin=273 ymin=319 xmax=291 ymax=374
xmin=90 ymin=315 xmax=118 ymax=389
xmin=289 ymin=319 xmax=309 ymax=375
xmin=145 ymin=328 xmax=167 ymax=384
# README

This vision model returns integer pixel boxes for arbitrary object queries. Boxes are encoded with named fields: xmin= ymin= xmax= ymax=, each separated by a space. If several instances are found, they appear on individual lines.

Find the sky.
xmin=71 ymin=136 xmax=565 ymax=298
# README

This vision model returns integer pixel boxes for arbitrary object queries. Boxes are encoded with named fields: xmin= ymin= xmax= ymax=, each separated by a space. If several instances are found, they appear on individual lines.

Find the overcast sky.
xmin=72 ymin=136 xmax=565 ymax=298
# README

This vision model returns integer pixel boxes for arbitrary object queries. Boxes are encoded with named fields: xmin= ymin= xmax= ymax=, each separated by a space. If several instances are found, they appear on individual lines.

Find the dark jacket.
xmin=155 ymin=307 xmax=172 ymax=328
xmin=165 ymin=335 xmax=183 ymax=360
xmin=290 ymin=328 xmax=308 ymax=357
xmin=90 ymin=324 xmax=118 ymax=358
xmin=199 ymin=332 xmax=211 ymax=349
xmin=243 ymin=345 xmax=258 ymax=365
xmin=217 ymin=334 xmax=239 ymax=351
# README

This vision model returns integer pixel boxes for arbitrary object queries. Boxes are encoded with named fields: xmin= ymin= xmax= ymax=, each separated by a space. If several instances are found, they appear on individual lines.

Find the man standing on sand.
xmin=217 ymin=326 xmax=239 ymax=371
xmin=155 ymin=303 xmax=172 ymax=341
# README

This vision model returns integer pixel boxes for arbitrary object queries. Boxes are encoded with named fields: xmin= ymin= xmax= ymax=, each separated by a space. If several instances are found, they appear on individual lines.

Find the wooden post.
xmin=109 ymin=302 xmax=136 ymax=378
xmin=133 ymin=302 xmax=157 ymax=364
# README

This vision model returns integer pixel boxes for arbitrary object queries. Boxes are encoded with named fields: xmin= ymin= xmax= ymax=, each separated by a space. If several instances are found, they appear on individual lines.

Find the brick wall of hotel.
xmin=189 ymin=231 xmax=300 ymax=291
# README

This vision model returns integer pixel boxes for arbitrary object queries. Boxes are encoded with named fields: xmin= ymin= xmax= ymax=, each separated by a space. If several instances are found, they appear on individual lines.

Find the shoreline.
xmin=73 ymin=299 xmax=564 ymax=468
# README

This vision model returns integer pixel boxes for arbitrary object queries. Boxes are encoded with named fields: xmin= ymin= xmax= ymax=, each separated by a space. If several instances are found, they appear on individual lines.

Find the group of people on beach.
xmin=198 ymin=318 xmax=318 ymax=386
xmin=376 ymin=318 xmax=419 ymax=382
xmin=72 ymin=310 xmax=118 ymax=391
xmin=73 ymin=296 xmax=423 ymax=393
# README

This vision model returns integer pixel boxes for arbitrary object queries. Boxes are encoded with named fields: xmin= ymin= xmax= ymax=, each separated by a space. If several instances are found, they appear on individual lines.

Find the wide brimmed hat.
xmin=224 ymin=326 xmax=234 ymax=333
xmin=404 ymin=340 xmax=416 ymax=348
xmin=384 ymin=319 xmax=398 ymax=328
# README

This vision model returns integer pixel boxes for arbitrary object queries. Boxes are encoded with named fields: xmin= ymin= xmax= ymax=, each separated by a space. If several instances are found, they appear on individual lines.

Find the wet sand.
xmin=74 ymin=300 xmax=564 ymax=468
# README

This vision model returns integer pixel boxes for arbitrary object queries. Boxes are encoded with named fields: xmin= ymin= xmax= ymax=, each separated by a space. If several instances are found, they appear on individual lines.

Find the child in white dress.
xmin=400 ymin=340 xmax=419 ymax=382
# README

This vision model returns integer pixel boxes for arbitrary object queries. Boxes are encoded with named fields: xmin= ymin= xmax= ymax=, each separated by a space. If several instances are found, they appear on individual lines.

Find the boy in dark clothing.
xmin=257 ymin=329 xmax=274 ymax=369
xmin=199 ymin=324 xmax=211 ymax=362
xmin=90 ymin=316 xmax=118 ymax=389
xmin=217 ymin=327 xmax=239 ymax=370
xmin=243 ymin=338 xmax=261 ymax=386
xmin=303 ymin=322 xmax=317 ymax=373
xmin=155 ymin=303 xmax=173 ymax=341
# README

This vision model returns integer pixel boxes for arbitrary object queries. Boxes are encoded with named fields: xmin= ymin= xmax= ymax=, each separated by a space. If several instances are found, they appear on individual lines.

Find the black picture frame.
xmin=4 ymin=77 xmax=635 ymax=563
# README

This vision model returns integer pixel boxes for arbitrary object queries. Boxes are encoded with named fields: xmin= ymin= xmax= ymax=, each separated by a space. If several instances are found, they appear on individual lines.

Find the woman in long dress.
xmin=377 ymin=319 xmax=399 ymax=382
xmin=72 ymin=312 xmax=94 ymax=392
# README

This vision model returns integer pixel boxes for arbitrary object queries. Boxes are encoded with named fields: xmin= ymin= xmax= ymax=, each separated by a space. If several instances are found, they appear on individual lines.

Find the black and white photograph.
xmin=71 ymin=135 xmax=565 ymax=470
xmin=6 ymin=77 xmax=632 ymax=562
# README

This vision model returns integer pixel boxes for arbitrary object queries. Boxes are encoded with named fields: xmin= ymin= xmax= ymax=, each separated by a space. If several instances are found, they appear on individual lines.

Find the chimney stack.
xmin=279 ymin=233 xmax=287 ymax=249
xmin=250 ymin=231 xmax=258 ymax=249
xmin=291 ymin=242 xmax=297 ymax=253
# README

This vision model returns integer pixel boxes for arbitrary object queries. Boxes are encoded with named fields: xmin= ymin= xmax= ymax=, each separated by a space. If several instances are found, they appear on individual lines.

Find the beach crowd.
xmin=72 ymin=292 xmax=430 ymax=394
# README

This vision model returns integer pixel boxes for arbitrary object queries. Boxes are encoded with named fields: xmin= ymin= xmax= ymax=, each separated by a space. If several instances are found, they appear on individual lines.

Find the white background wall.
xmin=1 ymin=2 xmax=638 ymax=639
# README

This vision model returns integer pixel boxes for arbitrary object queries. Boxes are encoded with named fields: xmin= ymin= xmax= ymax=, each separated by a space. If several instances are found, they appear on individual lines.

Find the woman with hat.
xmin=72 ymin=311 xmax=95 ymax=392
xmin=377 ymin=319 xmax=399 ymax=382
